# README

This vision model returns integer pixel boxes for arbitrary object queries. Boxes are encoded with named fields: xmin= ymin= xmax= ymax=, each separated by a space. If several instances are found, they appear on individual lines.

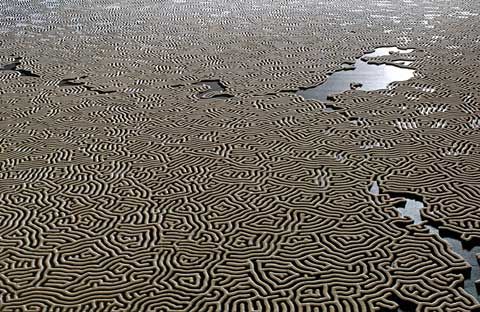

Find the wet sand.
xmin=0 ymin=0 xmax=479 ymax=311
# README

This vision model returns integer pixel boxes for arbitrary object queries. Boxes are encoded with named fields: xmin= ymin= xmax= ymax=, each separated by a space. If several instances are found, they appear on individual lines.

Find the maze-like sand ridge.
xmin=0 ymin=0 xmax=479 ymax=311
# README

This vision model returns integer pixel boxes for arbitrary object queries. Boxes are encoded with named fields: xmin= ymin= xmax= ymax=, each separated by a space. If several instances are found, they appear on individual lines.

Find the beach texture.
xmin=0 ymin=0 xmax=479 ymax=311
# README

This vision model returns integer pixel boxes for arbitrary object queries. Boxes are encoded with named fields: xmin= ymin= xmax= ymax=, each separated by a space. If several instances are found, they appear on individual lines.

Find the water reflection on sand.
xmin=297 ymin=46 xmax=415 ymax=102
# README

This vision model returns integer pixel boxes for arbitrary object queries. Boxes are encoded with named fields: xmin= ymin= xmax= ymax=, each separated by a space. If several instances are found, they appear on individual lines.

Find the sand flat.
xmin=0 ymin=0 xmax=479 ymax=311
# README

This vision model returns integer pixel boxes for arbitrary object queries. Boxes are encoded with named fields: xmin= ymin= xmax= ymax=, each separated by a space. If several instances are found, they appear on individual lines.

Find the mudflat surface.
xmin=0 ymin=0 xmax=479 ymax=311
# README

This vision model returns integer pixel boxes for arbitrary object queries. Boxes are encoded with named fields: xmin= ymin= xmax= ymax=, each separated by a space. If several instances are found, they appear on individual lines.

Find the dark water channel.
xmin=369 ymin=181 xmax=480 ymax=301
xmin=296 ymin=47 xmax=415 ymax=102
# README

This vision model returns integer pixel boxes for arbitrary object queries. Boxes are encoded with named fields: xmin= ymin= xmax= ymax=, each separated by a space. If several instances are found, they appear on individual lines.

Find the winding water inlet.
xmin=369 ymin=181 xmax=480 ymax=300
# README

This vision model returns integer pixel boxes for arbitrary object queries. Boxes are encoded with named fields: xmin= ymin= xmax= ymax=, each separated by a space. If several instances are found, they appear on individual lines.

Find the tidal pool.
xmin=395 ymin=197 xmax=480 ymax=298
xmin=369 ymin=181 xmax=480 ymax=299
xmin=297 ymin=46 xmax=415 ymax=102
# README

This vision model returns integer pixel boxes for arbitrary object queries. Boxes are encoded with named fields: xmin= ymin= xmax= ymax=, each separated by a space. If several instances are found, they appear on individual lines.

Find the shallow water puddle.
xmin=193 ymin=79 xmax=234 ymax=99
xmin=369 ymin=181 xmax=480 ymax=298
xmin=0 ymin=56 xmax=40 ymax=77
xmin=58 ymin=76 xmax=115 ymax=94
xmin=297 ymin=47 xmax=415 ymax=102
xmin=363 ymin=47 xmax=414 ymax=58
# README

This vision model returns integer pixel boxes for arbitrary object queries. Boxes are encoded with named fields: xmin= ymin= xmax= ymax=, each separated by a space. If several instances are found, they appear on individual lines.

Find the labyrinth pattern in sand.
xmin=0 ymin=0 xmax=480 ymax=311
